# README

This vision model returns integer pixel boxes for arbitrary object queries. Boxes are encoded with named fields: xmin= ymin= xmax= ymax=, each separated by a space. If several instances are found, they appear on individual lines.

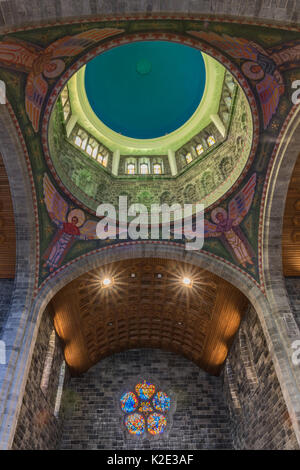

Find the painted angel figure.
xmin=188 ymin=31 xmax=300 ymax=129
xmin=43 ymin=174 xmax=98 ymax=272
xmin=204 ymin=174 xmax=256 ymax=268
xmin=0 ymin=28 xmax=123 ymax=131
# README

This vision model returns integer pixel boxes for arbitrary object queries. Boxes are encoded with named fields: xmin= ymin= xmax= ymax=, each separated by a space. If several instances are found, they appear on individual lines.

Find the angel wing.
xmin=229 ymin=173 xmax=256 ymax=226
xmin=43 ymin=174 xmax=69 ymax=226
xmin=48 ymin=28 xmax=124 ymax=58
xmin=256 ymin=73 xmax=283 ymax=129
xmin=0 ymin=41 xmax=39 ymax=71
xmin=79 ymin=220 xmax=98 ymax=239
xmin=25 ymin=72 xmax=48 ymax=132
xmin=204 ymin=219 xmax=220 ymax=238
xmin=187 ymin=31 xmax=260 ymax=61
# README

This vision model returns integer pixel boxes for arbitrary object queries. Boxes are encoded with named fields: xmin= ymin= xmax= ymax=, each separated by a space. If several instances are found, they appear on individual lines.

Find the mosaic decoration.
xmin=120 ymin=392 xmax=138 ymax=413
xmin=204 ymin=173 xmax=257 ymax=268
xmin=42 ymin=174 xmax=98 ymax=272
xmin=120 ymin=381 xmax=173 ymax=438
xmin=0 ymin=29 xmax=123 ymax=132
xmin=188 ymin=31 xmax=300 ymax=129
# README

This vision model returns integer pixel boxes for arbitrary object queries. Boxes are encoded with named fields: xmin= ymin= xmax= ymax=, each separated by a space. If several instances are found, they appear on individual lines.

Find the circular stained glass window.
xmin=147 ymin=413 xmax=167 ymax=435
xmin=120 ymin=391 xmax=138 ymax=413
xmin=135 ymin=380 xmax=155 ymax=400
xmin=124 ymin=413 xmax=146 ymax=436
xmin=120 ymin=380 xmax=173 ymax=438
xmin=152 ymin=391 xmax=171 ymax=412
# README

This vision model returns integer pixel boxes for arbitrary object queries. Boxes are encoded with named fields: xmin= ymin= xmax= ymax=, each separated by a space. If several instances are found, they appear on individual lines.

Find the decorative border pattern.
xmin=5 ymin=101 xmax=40 ymax=292
xmin=2 ymin=13 xmax=300 ymax=35
xmin=36 ymin=239 xmax=263 ymax=296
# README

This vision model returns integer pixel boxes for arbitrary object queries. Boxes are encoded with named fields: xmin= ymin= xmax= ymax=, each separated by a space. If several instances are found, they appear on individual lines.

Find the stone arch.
xmin=0 ymin=105 xmax=37 ymax=449
xmin=0 ymin=3 xmax=298 ymax=30
xmin=225 ymin=360 xmax=241 ymax=411
xmin=23 ymin=239 xmax=300 ymax=444
xmin=238 ymin=326 xmax=259 ymax=392
xmin=261 ymin=107 xmax=300 ymax=447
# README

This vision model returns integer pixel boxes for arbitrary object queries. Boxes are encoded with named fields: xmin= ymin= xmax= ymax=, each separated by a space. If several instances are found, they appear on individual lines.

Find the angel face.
xmin=211 ymin=207 xmax=228 ymax=225
xmin=216 ymin=212 xmax=225 ymax=222
xmin=71 ymin=216 xmax=79 ymax=226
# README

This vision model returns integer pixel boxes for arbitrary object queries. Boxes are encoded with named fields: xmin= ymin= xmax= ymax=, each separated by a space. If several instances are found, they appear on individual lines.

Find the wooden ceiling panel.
xmin=51 ymin=258 xmax=248 ymax=376
xmin=283 ymin=152 xmax=300 ymax=276
xmin=0 ymin=153 xmax=16 ymax=278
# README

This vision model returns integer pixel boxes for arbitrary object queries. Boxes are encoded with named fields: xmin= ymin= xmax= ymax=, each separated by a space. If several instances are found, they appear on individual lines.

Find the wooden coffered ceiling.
xmin=283 ymin=152 xmax=300 ymax=276
xmin=0 ymin=153 xmax=15 ymax=278
xmin=51 ymin=258 xmax=249 ymax=376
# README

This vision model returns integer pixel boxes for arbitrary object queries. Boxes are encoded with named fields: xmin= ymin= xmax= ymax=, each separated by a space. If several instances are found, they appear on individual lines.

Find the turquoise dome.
xmin=84 ymin=41 xmax=206 ymax=139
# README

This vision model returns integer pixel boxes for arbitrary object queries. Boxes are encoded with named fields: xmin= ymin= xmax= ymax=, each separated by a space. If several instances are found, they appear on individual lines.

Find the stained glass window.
xmin=152 ymin=391 xmax=170 ymax=412
xmin=54 ymin=361 xmax=66 ymax=418
xmin=153 ymin=164 xmax=162 ymax=174
xmin=207 ymin=135 xmax=216 ymax=147
xmin=40 ymin=330 xmax=56 ymax=395
xmin=140 ymin=163 xmax=149 ymax=174
xmin=120 ymin=380 xmax=172 ymax=438
xmin=120 ymin=391 xmax=138 ymax=413
xmin=127 ymin=163 xmax=135 ymax=175
xmin=196 ymin=144 xmax=204 ymax=156
xmin=74 ymin=129 xmax=88 ymax=150
xmin=73 ymin=127 xmax=109 ymax=168
xmin=147 ymin=413 xmax=167 ymax=435
xmin=185 ymin=152 xmax=192 ymax=164
xmin=61 ymin=86 xmax=71 ymax=122
xmin=124 ymin=413 xmax=146 ymax=436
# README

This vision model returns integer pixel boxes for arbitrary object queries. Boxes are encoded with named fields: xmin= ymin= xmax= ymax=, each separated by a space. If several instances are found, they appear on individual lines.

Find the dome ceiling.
xmin=0 ymin=17 xmax=299 ymax=293
xmin=67 ymin=44 xmax=225 ymax=155
xmin=84 ymin=41 xmax=206 ymax=139
xmin=48 ymin=71 xmax=253 ymax=214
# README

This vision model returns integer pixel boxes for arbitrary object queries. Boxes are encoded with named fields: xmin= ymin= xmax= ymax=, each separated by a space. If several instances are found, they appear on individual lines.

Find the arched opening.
xmin=10 ymin=252 xmax=299 ymax=449
xmin=50 ymin=257 xmax=249 ymax=376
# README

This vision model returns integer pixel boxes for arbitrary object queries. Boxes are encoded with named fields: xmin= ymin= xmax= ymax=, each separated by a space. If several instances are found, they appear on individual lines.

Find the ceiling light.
xmin=182 ymin=277 xmax=192 ymax=287
xmin=102 ymin=277 xmax=113 ymax=288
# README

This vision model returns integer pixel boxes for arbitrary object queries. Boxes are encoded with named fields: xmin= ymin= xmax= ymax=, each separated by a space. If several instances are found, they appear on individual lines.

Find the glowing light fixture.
xmin=182 ymin=277 xmax=193 ymax=287
xmin=102 ymin=277 xmax=113 ymax=288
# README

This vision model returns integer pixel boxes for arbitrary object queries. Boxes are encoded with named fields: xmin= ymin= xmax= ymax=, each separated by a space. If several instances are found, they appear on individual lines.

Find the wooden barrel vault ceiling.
xmin=283 ymin=152 xmax=300 ymax=276
xmin=0 ymin=153 xmax=15 ymax=278
xmin=51 ymin=258 xmax=249 ymax=376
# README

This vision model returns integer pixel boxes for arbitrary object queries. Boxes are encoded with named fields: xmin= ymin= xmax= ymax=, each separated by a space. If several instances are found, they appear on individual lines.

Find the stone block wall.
xmin=60 ymin=349 xmax=233 ymax=450
xmin=0 ymin=278 xmax=14 ymax=336
xmin=1 ymin=1 xmax=300 ymax=28
xmin=285 ymin=277 xmax=300 ymax=330
xmin=223 ymin=306 xmax=299 ymax=450
xmin=12 ymin=305 xmax=68 ymax=450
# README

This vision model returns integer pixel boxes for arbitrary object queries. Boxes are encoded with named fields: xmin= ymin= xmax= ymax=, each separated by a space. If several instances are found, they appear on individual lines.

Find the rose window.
xmin=120 ymin=381 xmax=172 ymax=437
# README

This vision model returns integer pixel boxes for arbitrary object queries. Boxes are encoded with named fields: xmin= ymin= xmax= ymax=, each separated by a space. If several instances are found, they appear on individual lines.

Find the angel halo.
xmin=67 ymin=209 xmax=85 ymax=227
xmin=211 ymin=207 xmax=227 ymax=224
